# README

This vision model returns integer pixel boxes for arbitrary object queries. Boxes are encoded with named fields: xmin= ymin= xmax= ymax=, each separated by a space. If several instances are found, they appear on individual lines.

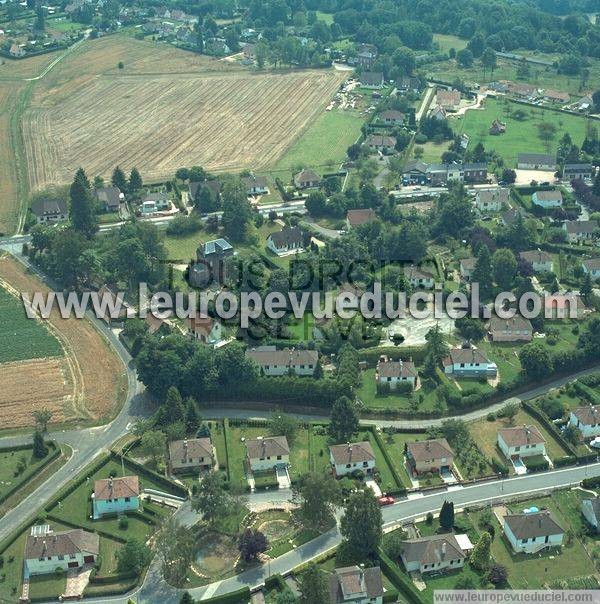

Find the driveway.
xmin=276 ymin=466 xmax=291 ymax=489
xmin=365 ymin=479 xmax=382 ymax=497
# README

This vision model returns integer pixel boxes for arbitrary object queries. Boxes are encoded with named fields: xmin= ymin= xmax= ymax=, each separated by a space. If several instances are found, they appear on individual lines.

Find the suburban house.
xmin=501 ymin=206 xmax=526 ymax=226
xmin=294 ymin=169 xmax=321 ymax=189
xmin=355 ymin=43 xmax=378 ymax=69
xmin=564 ymin=220 xmax=598 ymax=243
xmin=329 ymin=566 xmax=383 ymax=604
xmin=360 ymin=71 xmax=384 ymax=89
xmin=427 ymin=162 xmax=488 ymax=186
xmin=542 ymin=89 xmax=570 ymax=104
xmin=531 ymin=190 xmax=563 ymax=209
xmin=246 ymin=436 xmax=289 ymax=472
xmin=140 ymin=192 xmax=170 ymax=215
xmin=460 ymin=257 xmax=476 ymax=281
xmin=186 ymin=315 xmax=222 ymax=345
xmin=402 ymin=159 xmax=429 ymax=184
xmin=497 ymin=425 xmax=546 ymax=461
xmin=24 ymin=526 xmax=99 ymax=576
xmin=329 ymin=442 xmax=376 ymax=477
xmin=397 ymin=76 xmax=421 ymax=92
xmin=405 ymin=438 xmax=454 ymax=476
xmin=30 ymin=198 xmax=68 ymax=225
xmin=442 ymin=348 xmax=497 ymax=378
xmin=242 ymin=175 xmax=269 ymax=196
xmin=475 ymin=188 xmax=509 ymax=212
xmin=436 ymin=89 xmax=461 ymax=111
xmin=489 ymin=119 xmax=506 ymax=135
xmin=92 ymin=475 xmax=140 ymax=519
xmin=266 ymin=225 xmax=304 ymax=255
xmin=189 ymin=238 xmax=234 ymax=287
xmin=400 ymin=534 xmax=469 ymax=574
xmin=581 ymin=497 xmax=600 ymax=532
xmin=582 ymin=258 xmax=600 ymax=281
xmin=245 ymin=347 xmax=318 ymax=376
xmin=503 ymin=511 xmax=564 ymax=554
xmin=488 ymin=315 xmax=533 ymax=342
xmin=94 ymin=186 xmax=123 ymax=212
xmin=519 ymin=250 xmax=554 ymax=273
xmin=563 ymin=163 xmax=593 ymax=181
xmin=404 ymin=265 xmax=435 ymax=289
xmin=379 ymin=109 xmax=405 ymax=125
xmin=346 ymin=208 xmax=376 ymax=228
xmin=569 ymin=405 xmax=600 ymax=439
xmin=517 ymin=153 xmax=556 ymax=170
xmin=430 ymin=104 xmax=447 ymax=120
xmin=375 ymin=355 xmax=418 ymax=389
xmin=169 ymin=438 xmax=215 ymax=473
xmin=364 ymin=134 xmax=396 ymax=153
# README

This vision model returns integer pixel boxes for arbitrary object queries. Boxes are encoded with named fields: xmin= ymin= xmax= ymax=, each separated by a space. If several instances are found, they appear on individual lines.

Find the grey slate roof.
xmin=400 ymin=534 xmax=466 ymax=566
xmin=25 ymin=528 xmax=99 ymax=560
xmin=268 ymin=226 xmax=303 ymax=248
xmin=518 ymin=153 xmax=556 ymax=165
xmin=30 ymin=198 xmax=67 ymax=217
xmin=246 ymin=436 xmax=289 ymax=459
xmin=329 ymin=441 xmax=375 ymax=465
xmin=504 ymin=511 xmax=563 ymax=539
xmin=329 ymin=566 xmax=383 ymax=603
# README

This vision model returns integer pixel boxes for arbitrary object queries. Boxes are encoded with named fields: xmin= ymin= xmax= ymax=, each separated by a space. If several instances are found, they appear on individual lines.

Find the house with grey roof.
xmin=266 ymin=225 xmax=304 ymax=255
xmin=503 ymin=511 xmax=563 ymax=553
xmin=30 ymin=198 xmax=68 ymax=225
xmin=517 ymin=153 xmax=556 ymax=170
xmin=242 ymin=175 xmax=269 ymax=196
xmin=94 ymin=186 xmax=123 ymax=212
xmin=488 ymin=315 xmax=533 ymax=342
xmin=329 ymin=442 xmax=376 ymax=477
xmin=404 ymin=265 xmax=435 ymax=289
xmin=442 ymin=347 xmax=497 ymax=378
xmin=329 ymin=566 xmax=383 ymax=604
xmin=379 ymin=109 xmax=405 ymax=125
xmin=294 ymin=169 xmax=321 ymax=189
xmin=400 ymin=534 xmax=467 ymax=574
xmin=246 ymin=436 xmax=289 ymax=472
xmin=582 ymin=497 xmax=600 ymax=532
xmin=364 ymin=134 xmax=396 ymax=153
xmin=564 ymin=220 xmax=598 ymax=243
xmin=582 ymin=258 xmax=600 ymax=281
xmin=475 ymin=188 xmax=509 ymax=212
xmin=375 ymin=355 xmax=417 ymax=389
xmin=245 ymin=347 xmax=318 ymax=376
xmin=563 ymin=163 xmax=593 ymax=181
xmin=569 ymin=405 xmax=600 ymax=439
xmin=532 ymin=190 xmax=563 ymax=209
xmin=360 ymin=71 xmax=384 ymax=89
xmin=519 ymin=250 xmax=554 ymax=273
xmin=189 ymin=238 xmax=234 ymax=287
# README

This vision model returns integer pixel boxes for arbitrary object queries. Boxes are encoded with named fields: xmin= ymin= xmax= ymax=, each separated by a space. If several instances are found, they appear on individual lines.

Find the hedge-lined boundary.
xmin=223 ymin=418 xmax=232 ymax=482
xmin=522 ymin=401 xmax=577 ymax=458
xmin=199 ymin=587 xmax=251 ymax=603
xmin=368 ymin=426 xmax=408 ymax=496
xmin=378 ymin=550 xmax=422 ymax=604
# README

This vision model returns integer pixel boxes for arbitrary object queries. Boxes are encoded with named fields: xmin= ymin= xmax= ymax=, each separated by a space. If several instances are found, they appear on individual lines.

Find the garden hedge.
xmin=521 ymin=401 xmax=577 ymax=457
xmin=377 ymin=550 xmax=422 ymax=604
xmin=201 ymin=587 xmax=252 ymax=603
xmin=370 ymin=426 xmax=407 ymax=495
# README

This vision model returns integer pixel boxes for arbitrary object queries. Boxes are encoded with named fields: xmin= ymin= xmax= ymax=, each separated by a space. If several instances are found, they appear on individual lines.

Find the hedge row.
xmin=377 ymin=550 xmax=422 ymax=604
xmin=369 ymin=426 xmax=407 ymax=495
xmin=573 ymin=380 xmax=600 ymax=405
xmin=582 ymin=476 xmax=600 ymax=489
xmin=223 ymin=418 xmax=232 ymax=482
xmin=357 ymin=346 xmax=426 ymax=366
xmin=264 ymin=573 xmax=287 ymax=592
xmin=89 ymin=570 xmax=138 ymax=585
xmin=521 ymin=401 xmax=577 ymax=457
xmin=523 ymin=457 xmax=550 ymax=472
xmin=201 ymin=587 xmax=252 ymax=603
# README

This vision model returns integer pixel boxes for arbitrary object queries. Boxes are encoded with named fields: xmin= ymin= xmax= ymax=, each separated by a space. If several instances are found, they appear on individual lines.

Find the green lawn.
xmin=479 ymin=340 xmax=523 ymax=383
xmin=0 ymin=286 xmax=62 ymax=363
xmin=411 ymin=139 xmax=450 ymax=162
xmin=432 ymin=33 xmax=468 ymax=54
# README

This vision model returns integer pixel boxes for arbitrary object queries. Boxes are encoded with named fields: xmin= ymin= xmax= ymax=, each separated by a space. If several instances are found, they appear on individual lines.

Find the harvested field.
xmin=0 ymin=256 xmax=127 ymax=429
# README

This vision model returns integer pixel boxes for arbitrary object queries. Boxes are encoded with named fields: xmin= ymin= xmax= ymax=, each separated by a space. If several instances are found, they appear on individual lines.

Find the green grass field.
xmin=432 ymin=33 xmax=468 ymax=54
xmin=0 ymin=286 xmax=62 ymax=363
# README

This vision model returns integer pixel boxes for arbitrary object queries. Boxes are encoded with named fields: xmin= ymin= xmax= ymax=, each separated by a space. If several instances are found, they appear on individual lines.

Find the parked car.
xmin=378 ymin=496 xmax=395 ymax=506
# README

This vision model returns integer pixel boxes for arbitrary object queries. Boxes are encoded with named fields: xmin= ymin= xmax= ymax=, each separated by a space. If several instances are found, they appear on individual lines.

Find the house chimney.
xmin=441 ymin=542 xmax=447 ymax=559
xmin=42 ymin=540 xmax=47 ymax=555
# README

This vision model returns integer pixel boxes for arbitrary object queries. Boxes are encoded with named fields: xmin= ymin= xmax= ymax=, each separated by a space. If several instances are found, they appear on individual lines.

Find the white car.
xmin=590 ymin=437 xmax=600 ymax=449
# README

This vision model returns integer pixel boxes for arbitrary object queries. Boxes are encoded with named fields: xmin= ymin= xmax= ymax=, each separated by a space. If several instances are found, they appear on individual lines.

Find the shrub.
xmin=118 ymin=516 xmax=129 ymax=530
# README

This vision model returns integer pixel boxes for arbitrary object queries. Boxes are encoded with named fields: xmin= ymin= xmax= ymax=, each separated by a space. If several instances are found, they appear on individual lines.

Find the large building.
xmin=92 ymin=475 xmax=140 ymax=519
xmin=517 ymin=153 xmax=556 ymax=170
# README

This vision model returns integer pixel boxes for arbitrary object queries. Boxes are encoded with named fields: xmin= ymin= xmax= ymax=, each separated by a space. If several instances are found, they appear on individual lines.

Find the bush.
xmin=118 ymin=516 xmax=129 ymax=530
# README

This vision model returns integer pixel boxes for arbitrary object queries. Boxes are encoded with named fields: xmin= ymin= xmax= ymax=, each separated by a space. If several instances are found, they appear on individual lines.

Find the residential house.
xmin=397 ymin=76 xmax=421 ymax=92
xmin=575 ymin=95 xmax=593 ymax=112
xmin=24 ymin=526 xmax=99 ymax=576
xmin=245 ymin=347 xmax=318 ymax=376
xmin=507 ymin=82 xmax=538 ymax=98
xmin=242 ymin=42 xmax=255 ymax=60
xmin=168 ymin=438 xmax=214 ymax=473
xmin=564 ymin=220 xmax=598 ymax=243
xmin=30 ymin=198 xmax=68 ymax=225
xmin=187 ymin=315 xmax=222 ymax=344
xmin=475 ymin=188 xmax=509 ymax=212
xmin=442 ymin=348 xmax=497 ymax=378
xmin=242 ymin=175 xmax=269 ymax=196
xmin=329 ymin=566 xmax=383 ymax=604
xmin=346 ymin=208 xmax=376 ymax=228
xmin=503 ymin=511 xmax=564 ymax=554
xmin=94 ymin=186 xmax=123 ymax=212
xmin=375 ymin=355 xmax=418 ymax=389
xmin=266 ymin=225 xmax=304 ymax=255
xmin=379 ymin=109 xmax=405 ymax=125
xmin=517 ymin=153 xmax=556 ymax=170
xmin=563 ymin=163 xmax=593 ymax=181
xmin=460 ymin=257 xmax=476 ymax=281
xmin=9 ymin=44 xmax=25 ymax=57
xmin=488 ymin=315 xmax=533 ymax=342
xmin=436 ymin=89 xmax=461 ymax=111
xmin=532 ymin=190 xmax=563 ymax=209
xmin=294 ymin=169 xmax=321 ymax=189
xmin=400 ymin=534 xmax=468 ymax=574
xmin=519 ymin=250 xmax=554 ymax=273
xmin=246 ymin=436 xmax=289 ymax=472
xmin=404 ymin=265 xmax=435 ymax=289
xmin=360 ymin=71 xmax=384 ymax=89
xmin=356 ymin=44 xmax=378 ymax=69
xmin=427 ymin=163 xmax=487 ymax=186
xmin=406 ymin=438 xmax=454 ymax=476
xmin=189 ymin=238 xmax=234 ymax=287
xmin=501 ymin=206 xmax=526 ymax=226
xmin=582 ymin=258 xmax=600 ymax=281
xmin=402 ymin=159 xmax=429 ymax=184
xmin=582 ymin=497 xmax=600 ymax=532
xmin=430 ymin=104 xmax=447 ymax=121
xmin=497 ymin=425 xmax=546 ymax=460
xmin=92 ymin=475 xmax=140 ymax=519
xmin=463 ymin=163 xmax=489 ymax=183
xmin=364 ymin=134 xmax=396 ymax=153
xmin=489 ymin=119 xmax=506 ymax=135
xmin=140 ymin=192 xmax=170 ymax=215
xmin=542 ymin=89 xmax=570 ymax=104
xmin=329 ymin=442 xmax=376 ymax=477
xmin=569 ymin=405 xmax=600 ymax=439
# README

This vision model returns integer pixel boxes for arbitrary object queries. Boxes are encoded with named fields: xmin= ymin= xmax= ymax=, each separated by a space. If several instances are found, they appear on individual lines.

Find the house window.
xmin=69 ymin=554 xmax=76 ymax=559
xmin=346 ymin=464 xmax=351 ymax=468
xmin=521 ymin=538 xmax=527 ymax=544
xmin=58 ymin=555 xmax=64 ymax=561
xmin=545 ymin=536 xmax=549 ymax=543
xmin=125 ymin=497 xmax=130 ymax=502
xmin=515 ymin=446 xmax=520 ymax=452
xmin=277 ymin=455 xmax=282 ymax=460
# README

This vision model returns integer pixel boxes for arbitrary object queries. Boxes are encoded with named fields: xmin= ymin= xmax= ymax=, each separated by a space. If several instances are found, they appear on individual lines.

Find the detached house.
xmin=246 ymin=436 xmax=289 ymax=472
xmin=405 ymin=438 xmax=454 ymax=476
xmin=360 ymin=71 xmax=384 ymax=89
xmin=30 ymin=198 xmax=68 ymax=225
xmin=189 ymin=238 xmax=234 ymax=287
xmin=375 ymin=356 xmax=418 ymax=389
xmin=187 ymin=315 xmax=222 ymax=345
xmin=582 ymin=497 xmax=600 ymax=532
xmin=442 ymin=348 xmax=497 ymax=378
xmin=503 ymin=511 xmax=564 ymax=554
xmin=582 ymin=258 xmax=600 ymax=281
xmin=564 ymin=220 xmax=598 ymax=243
xmin=532 ymin=190 xmax=563 ymax=209
xmin=519 ymin=250 xmax=554 ymax=273
xmin=169 ymin=438 xmax=215 ymax=473
xmin=346 ymin=208 xmax=376 ymax=228
xmin=364 ymin=134 xmax=396 ymax=153
xmin=246 ymin=347 xmax=318 ymax=376
xmin=404 ymin=265 xmax=435 ymax=289
xmin=497 ymin=425 xmax=546 ymax=461
xmin=329 ymin=442 xmax=376 ymax=477
xmin=92 ymin=475 xmax=140 ymax=519
xmin=475 ymin=188 xmax=509 ymax=212
xmin=94 ymin=186 xmax=123 ymax=212
xmin=24 ymin=526 xmax=99 ymax=576
xmin=242 ymin=175 xmax=269 ymax=196
xmin=379 ymin=109 xmax=405 ymax=125
xmin=569 ymin=405 xmax=600 ymax=439
xmin=400 ymin=534 xmax=468 ymax=574
xmin=294 ymin=169 xmax=321 ymax=189
xmin=563 ymin=163 xmax=593 ymax=181
xmin=517 ymin=153 xmax=556 ymax=171
xmin=488 ymin=315 xmax=533 ymax=342
xmin=329 ymin=566 xmax=383 ymax=604
xmin=266 ymin=225 xmax=304 ymax=255
xmin=355 ymin=44 xmax=378 ymax=69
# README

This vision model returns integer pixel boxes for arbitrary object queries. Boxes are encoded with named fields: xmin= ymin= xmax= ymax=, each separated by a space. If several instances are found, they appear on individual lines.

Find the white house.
xmin=140 ymin=192 xmax=170 ymax=215
xmin=475 ymin=188 xmax=509 ymax=212
xmin=375 ymin=356 xmax=418 ymax=389
xmin=187 ymin=316 xmax=222 ymax=345
xmin=517 ymin=153 xmax=556 ymax=171
xmin=519 ymin=250 xmax=554 ymax=273
xmin=582 ymin=497 xmax=600 ymax=532
xmin=266 ymin=225 xmax=304 ymax=255
xmin=24 ymin=526 xmax=99 ymax=576
xmin=582 ymin=258 xmax=600 ymax=281
xmin=242 ymin=175 xmax=269 ymax=196
xmin=564 ymin=221 xmax=598 ymax=243
xmin=532 ymin=190 xmax=563 ymax=209
xmin=503 ymin=511 xmax=564 ymax=554
xmin=92 ymin=475 xmax=140 ymax=519
xmin=329 ymin=566 xmax=384 ymax=604
xmin=400 ymin=534 xmax=468 ymax=574
xmin=246 ymin=436 xmax=289 ymax=472
xmin=569 ymin=405 xmax=600 ymax=439
xmin=329 ymin=442 xmax=376 ymax=477
xmin=497 ymin=426 xmax=546 ymax=460
xmin=404 ymin=265 xmax=435 ymax=289
xmin=442 ymin=348 xmax=497 ymax=378
xmin=245 ymin=347 xmax=318 ymax=376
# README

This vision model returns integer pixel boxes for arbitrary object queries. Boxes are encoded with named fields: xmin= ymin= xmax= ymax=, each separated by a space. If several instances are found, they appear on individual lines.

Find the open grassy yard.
xmin=432 ymin=34 xmax=468 ymax=54
xmin=478 ymin=340 xmax=523 ymax=383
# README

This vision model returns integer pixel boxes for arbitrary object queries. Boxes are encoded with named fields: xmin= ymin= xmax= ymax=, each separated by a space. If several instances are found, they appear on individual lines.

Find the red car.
xmin=378 ymin=496 xmax=395 ymax=506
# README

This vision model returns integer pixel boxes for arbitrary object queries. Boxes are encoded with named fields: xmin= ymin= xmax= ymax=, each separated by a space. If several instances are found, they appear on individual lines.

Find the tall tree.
xmin=32 ymin=430 xmax=47 ymax=459
xmin=439 ymin=500 xmax=454 ymax=530
xmin=519 ymin=342 xmax=553 ymax=380
xmin=472 ymin=244 xmax=493 ymax=299
xmin=470 ymin=531 xmax=492 ymax=571
xmin=32 ymin=408 xmax=53 ymax=433
xmin=328 ymin=396 xmax=359 ymax=443
xmin=340 ymin=489 xmax=382 ymax=560
xmin=139 ymin=430 xmax=167 ymax=464
xmin=129 ymin=167 xmax=143 ymax=193
xmin=184 ymin=397 xmax=200 ymax=434
xmin=35 ymin=2 xmax=45 ymax=30
xmin=221 ymin=177 xmax=253 ymax=241
xmin=156 ymin=519 xmax=194 ymax=586
xmin=270 ymin=410 xmax=298 ymax=445
xmin=297 ymin=563 xmax=330 ymax=604
xmin=492 ymin=248 xmax=517 ymax=290
xmin=69 ymin=169 xmax=98 ymax=238
xmin=237 ymin=528 xmax=268 ymax=561
xmin=192 ymin=472 xmax=232 ymax=525
xmin=115 ymin=539 xmax=151 ymax=574
xmin=293 ymin=472 xmax=342 ymax=529
xmin=112 ymin=166 xmax=128 ymax=192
